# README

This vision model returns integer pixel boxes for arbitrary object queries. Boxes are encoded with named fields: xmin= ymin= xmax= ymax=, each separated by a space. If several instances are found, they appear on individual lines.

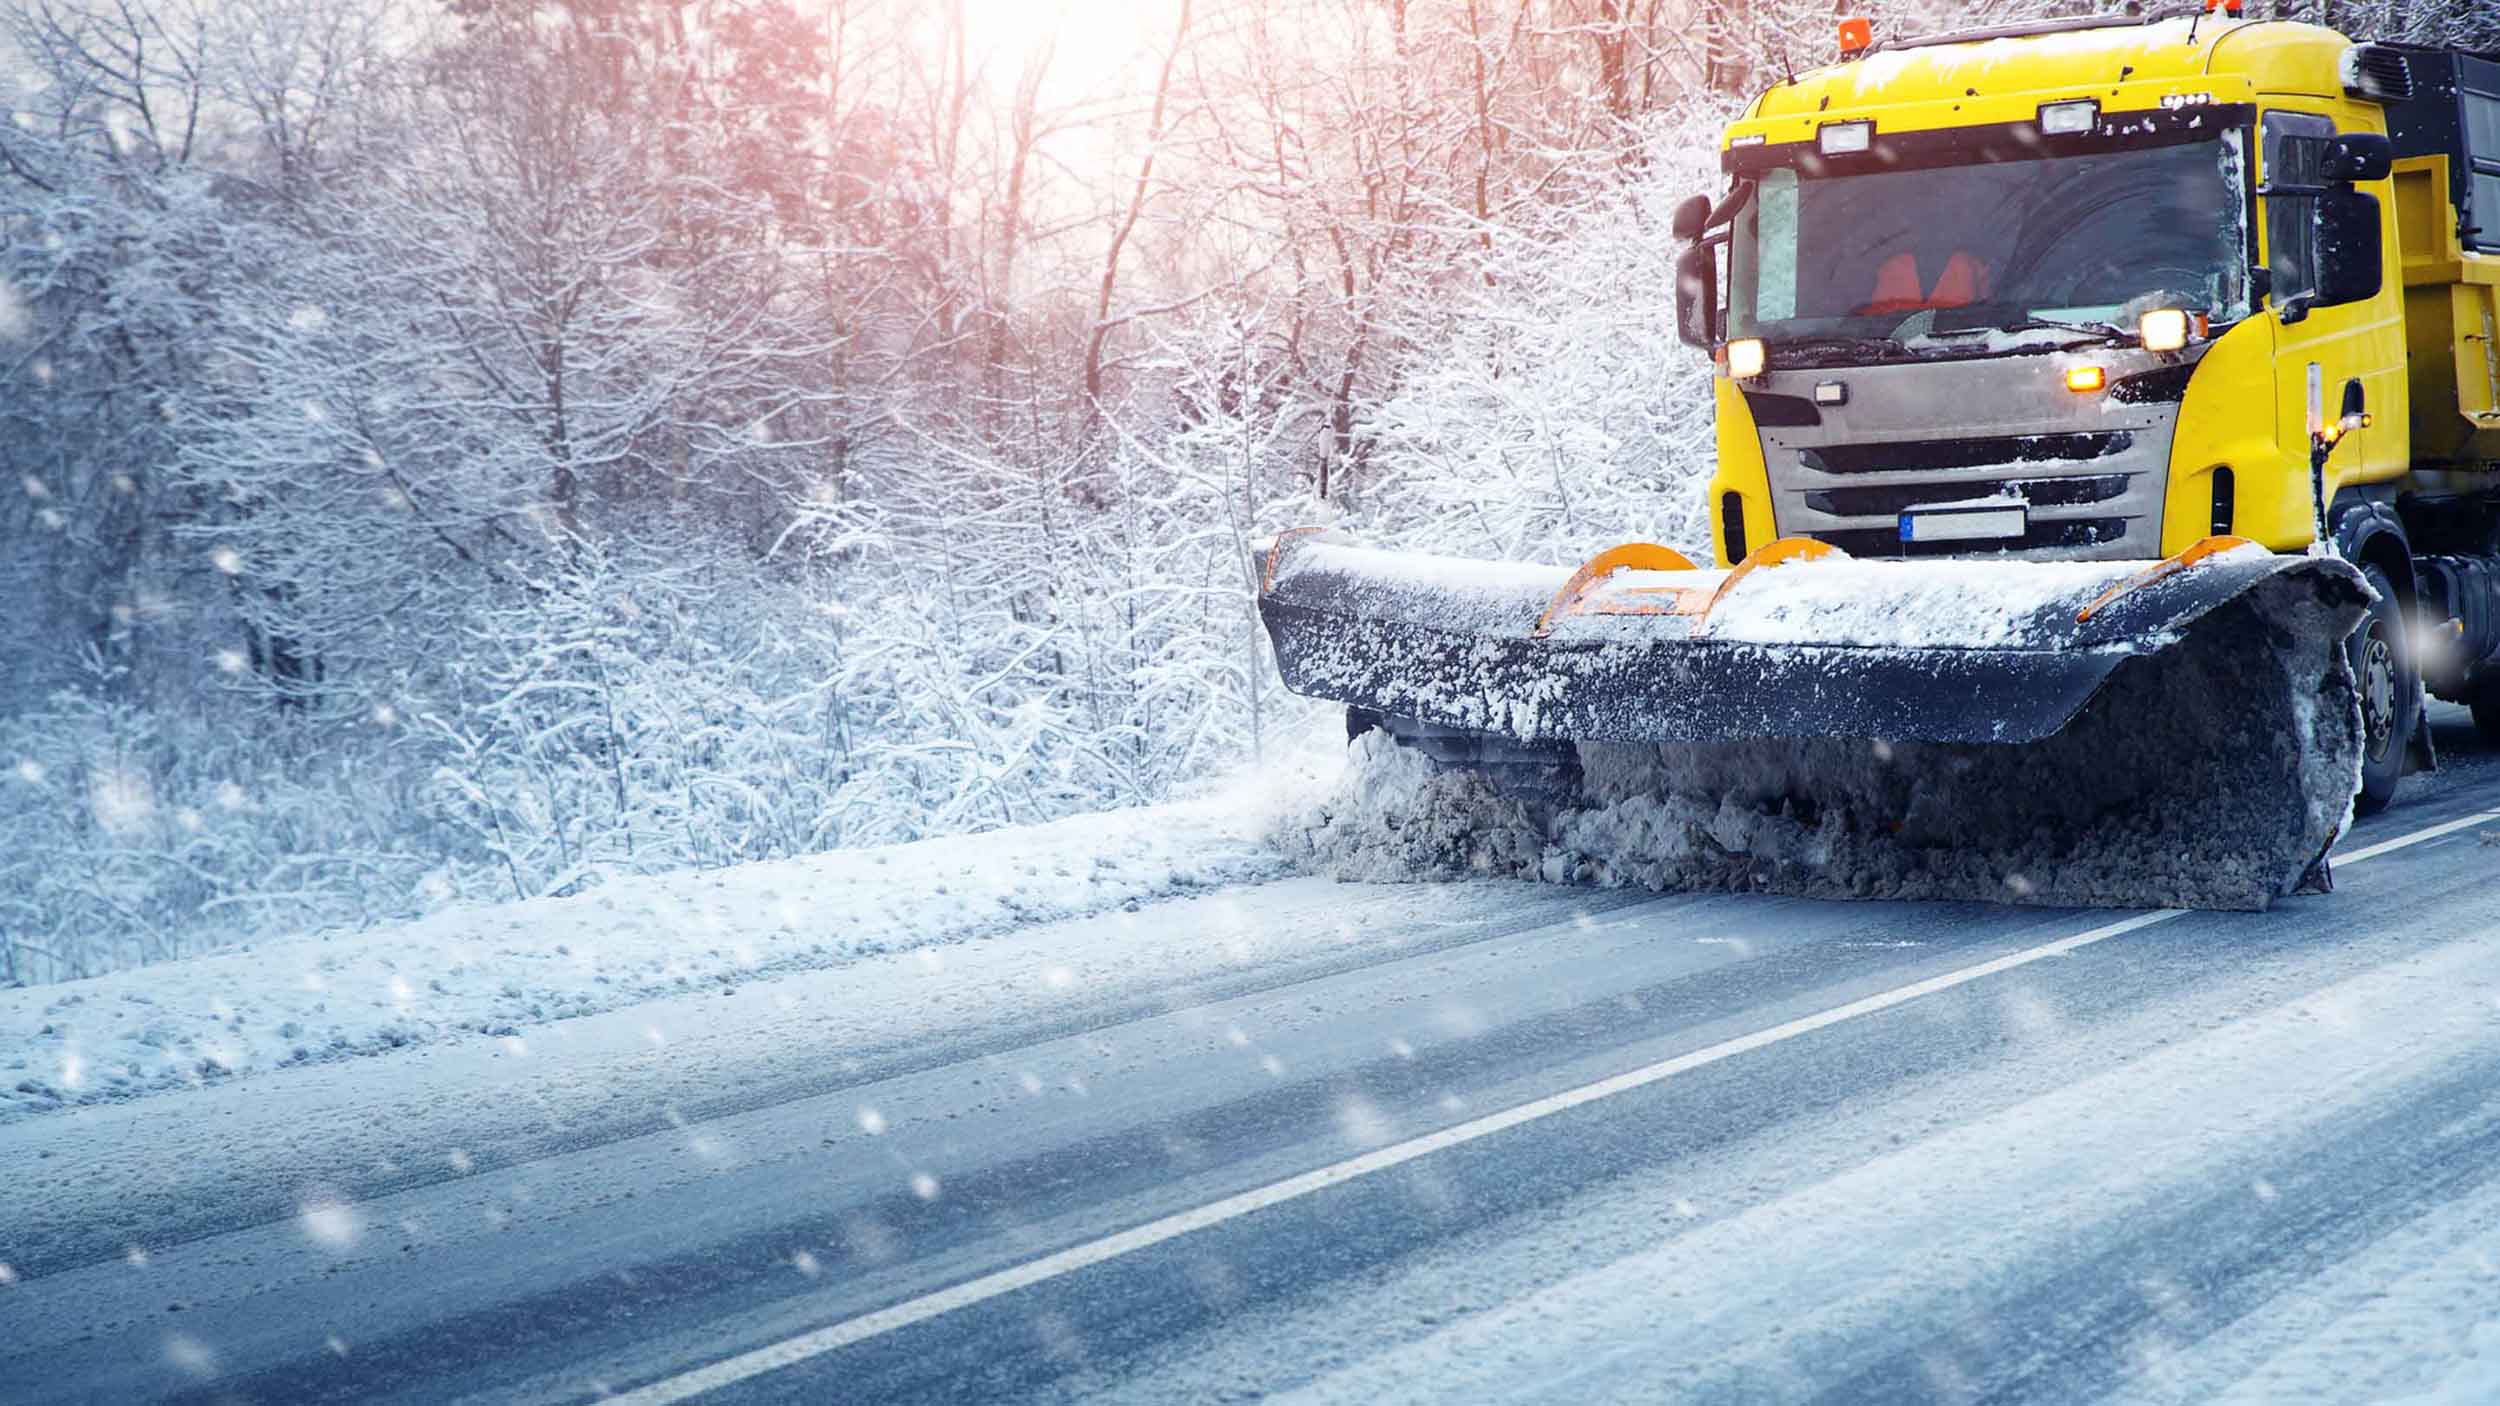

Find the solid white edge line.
xmin=2331 ymin=808 xmax=2500 ymax=866
xmin=603 ymin=805 xmax=2500 ymax=1405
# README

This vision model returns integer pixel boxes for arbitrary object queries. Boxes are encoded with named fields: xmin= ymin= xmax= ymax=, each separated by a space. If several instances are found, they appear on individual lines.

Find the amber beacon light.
xmin=1838 ymin=17 xmax=1873 ymax=58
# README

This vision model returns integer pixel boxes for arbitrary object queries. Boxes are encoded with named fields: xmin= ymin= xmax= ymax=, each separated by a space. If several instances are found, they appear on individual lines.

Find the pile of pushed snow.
xmin=1 ymin=793 xmax=1300 ymax=1122
xmin=1276 ymin=732 xmax=1548 ymax=883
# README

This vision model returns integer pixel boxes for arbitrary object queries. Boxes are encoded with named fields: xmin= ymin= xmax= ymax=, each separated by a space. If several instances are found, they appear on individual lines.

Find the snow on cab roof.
xmin=1744 ymin=15 xmax=2350 ymax=128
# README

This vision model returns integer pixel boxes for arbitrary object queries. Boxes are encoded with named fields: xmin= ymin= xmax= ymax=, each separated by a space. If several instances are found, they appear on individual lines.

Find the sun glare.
xmin=946 ymin=0 xmax=1173 ymax=97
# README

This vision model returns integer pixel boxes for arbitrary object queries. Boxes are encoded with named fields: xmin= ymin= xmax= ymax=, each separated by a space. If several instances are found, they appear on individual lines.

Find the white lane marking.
xmin=2333 ymin=808 xmax=2500 ymax=865
xmin=604 ymin=806 xmax=2498 ymax=1405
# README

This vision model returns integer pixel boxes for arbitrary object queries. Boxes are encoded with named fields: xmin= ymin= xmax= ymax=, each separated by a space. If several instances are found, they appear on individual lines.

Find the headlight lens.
xmin=2139 ymin=308 xmax=2192 ymax=353
xmin=1817 ymin=121 xmax=1873 ymax=155
xmin=1727 ymin=338 xmax=1767 ymax=380
xmin=2038 ymin=100 xmax=2099 ymax=135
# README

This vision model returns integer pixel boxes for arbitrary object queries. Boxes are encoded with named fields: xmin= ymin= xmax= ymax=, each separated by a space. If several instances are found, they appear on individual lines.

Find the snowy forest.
xmin=3 ymin=0 xmax=2493 ymax=983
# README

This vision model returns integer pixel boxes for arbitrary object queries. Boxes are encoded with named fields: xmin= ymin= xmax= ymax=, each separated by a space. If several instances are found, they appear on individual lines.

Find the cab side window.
xmin=2263 ymin=112 xmax=2336 ymax=306
xmin=2464 ymin=85 xmax=2500 ymax=253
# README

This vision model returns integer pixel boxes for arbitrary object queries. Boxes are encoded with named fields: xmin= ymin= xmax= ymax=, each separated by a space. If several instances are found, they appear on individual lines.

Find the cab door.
xmin=2258 ymin=105 xmax=2409 ymax=533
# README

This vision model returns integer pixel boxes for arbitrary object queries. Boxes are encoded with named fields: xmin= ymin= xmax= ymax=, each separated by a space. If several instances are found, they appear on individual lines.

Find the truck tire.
xmin=2350 ymin=562 xmax=2419 ymax=814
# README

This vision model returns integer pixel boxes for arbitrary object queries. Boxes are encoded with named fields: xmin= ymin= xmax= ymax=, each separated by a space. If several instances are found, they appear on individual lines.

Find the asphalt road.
xmin=5 ymin=706 xmax=2498 ymax=1405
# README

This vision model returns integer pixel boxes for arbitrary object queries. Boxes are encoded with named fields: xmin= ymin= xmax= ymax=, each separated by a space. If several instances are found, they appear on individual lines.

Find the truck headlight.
xmin=1817 ymin=121 xmax=1873 ymax=155
xmin=2038 ymin=100 xmax=2099 ymax=135
xmin=2139 ymin=308 xmax=2191 ymax=353
xmin=1726 ymin=338 xmax=1767 ymax=380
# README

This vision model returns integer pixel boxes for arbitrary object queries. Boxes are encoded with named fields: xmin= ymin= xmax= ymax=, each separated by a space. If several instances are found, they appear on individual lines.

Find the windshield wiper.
xmin=1921 ymin=314 xmax=2129 ymax=342
xmin=1761 ymin=333 xmax=1912 ymax=363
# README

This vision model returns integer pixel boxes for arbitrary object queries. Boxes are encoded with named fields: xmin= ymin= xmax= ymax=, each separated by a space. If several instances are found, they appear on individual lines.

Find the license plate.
xmin=1900 ymin=504 xmax=2026 ymax=543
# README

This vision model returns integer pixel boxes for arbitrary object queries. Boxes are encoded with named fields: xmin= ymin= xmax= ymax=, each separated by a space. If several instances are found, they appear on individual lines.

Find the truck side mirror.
xmin=2321 ymin=132 xmax=2392 ymax=183
xmin=1670 ymin=193 xmax=1712 ymax=243
xmin=2311 ymin=187 xmax=2383 ymax=309
xmin=1675 ymin=243 xmax=1718 ymax=349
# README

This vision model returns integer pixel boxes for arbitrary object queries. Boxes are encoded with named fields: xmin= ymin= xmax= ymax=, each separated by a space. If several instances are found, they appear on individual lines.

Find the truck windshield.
xmin=1729 ymin=133 xmax=2249 ymax=350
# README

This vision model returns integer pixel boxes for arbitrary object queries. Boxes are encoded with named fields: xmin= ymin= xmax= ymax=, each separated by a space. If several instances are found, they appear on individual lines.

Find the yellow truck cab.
xmin=1673 ymin=8 xmax=2500 ymax=810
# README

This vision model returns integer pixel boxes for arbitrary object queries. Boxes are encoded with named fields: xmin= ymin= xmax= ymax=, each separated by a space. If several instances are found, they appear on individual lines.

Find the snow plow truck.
xmin=1259 ymin=7 xmax=2500 ymax=910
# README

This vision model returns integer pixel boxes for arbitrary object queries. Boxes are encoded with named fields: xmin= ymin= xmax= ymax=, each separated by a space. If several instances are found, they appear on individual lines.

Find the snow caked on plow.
xmin=1262 ymin=535 xmax=2372 ymax=911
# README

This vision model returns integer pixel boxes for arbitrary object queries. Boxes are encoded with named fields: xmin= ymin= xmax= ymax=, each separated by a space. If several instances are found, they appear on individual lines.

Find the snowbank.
xmin=0 ymin=789 xmax=1316 ymax=1123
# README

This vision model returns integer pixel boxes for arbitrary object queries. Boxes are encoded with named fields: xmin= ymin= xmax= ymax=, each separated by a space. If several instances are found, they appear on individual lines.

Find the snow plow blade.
xmin=1262 ymin=534 xmax=2375 ymax=910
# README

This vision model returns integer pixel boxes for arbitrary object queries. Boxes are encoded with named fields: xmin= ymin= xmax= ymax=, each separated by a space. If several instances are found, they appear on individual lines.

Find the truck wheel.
xmin=2349 ymin=562 xmax=2419 ymax=814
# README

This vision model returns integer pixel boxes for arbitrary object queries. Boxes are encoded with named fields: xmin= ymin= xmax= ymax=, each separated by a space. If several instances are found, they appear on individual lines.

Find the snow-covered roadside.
xmin=2 ymin=873 xmax=1612 ymax=1275
xmin=1 ymin=783 xmax=1321 ymax=1123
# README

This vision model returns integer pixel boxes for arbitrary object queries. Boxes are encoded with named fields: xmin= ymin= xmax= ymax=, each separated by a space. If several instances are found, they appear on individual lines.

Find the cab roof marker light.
xmin=1818 ymin=121 xmax=1873 ymax=156
xmin=2038 ymin=100 xmax=2098 ymax=136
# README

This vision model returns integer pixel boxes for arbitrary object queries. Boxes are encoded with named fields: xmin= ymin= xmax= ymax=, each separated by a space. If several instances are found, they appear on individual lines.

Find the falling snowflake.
xmin=164 ymin=1334 xmax=216 ymax=1377
xmin=301 ymin=1197 xmax=360 ymax=1247
xmin=215 ymin=781 xmax=247 ymax=810
xmin=13 ymin=760 xmax=41 ymax=785
xmin=448 ymin=1149 xmax=474 ymax=1174
xmin=288 ymin=305 xmax=330 ymax=332
xmin=791 ymin=1250 xmax=821 ymax=1277
xmin=209 ymin=546 xmax=243 ymax=576
xmin=214 ymin=649 xmax=247 ymax=674
xmin=19 ymin=474 xmax=46 ymax=499
xmin=0 ymin=1263 xmax=17 ymax=1286
xmin=855 ymin=1106 xmax=888 ymax=1136
xmin=1335 ymin=1094 xmax=1391 ymax=1147
xmin=909 ymin=1172 xmax=941 ymax=1201
xmin=88 ymin=769 xmax=156 ymax=838
xmin=0 ymin=279 xmax=28 ymax=341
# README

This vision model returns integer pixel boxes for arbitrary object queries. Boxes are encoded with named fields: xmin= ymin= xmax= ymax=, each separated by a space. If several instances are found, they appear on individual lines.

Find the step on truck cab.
xmin=1674 ymin=6 xmax=2500 ymax=810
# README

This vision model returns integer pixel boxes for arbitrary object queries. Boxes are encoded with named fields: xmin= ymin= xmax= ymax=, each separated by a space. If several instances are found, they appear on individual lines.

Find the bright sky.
xmin=950 ymin=0 xmax=1180 ymax=103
